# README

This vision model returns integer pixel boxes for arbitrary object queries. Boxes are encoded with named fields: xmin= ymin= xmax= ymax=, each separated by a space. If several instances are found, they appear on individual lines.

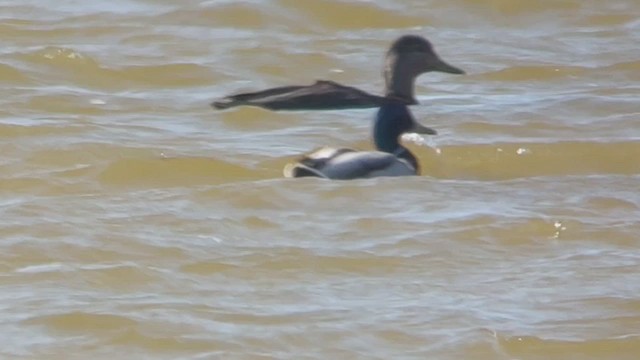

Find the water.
xmin=1 ymin=0 xmax=639 ymax=359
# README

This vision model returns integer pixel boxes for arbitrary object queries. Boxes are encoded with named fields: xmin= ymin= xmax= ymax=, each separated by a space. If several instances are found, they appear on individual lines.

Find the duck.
xmin=283 ymin=35 xmax=464 ymax=179
xmin=212 ymin=34 xmax=464 ymax=111
xmin=283 ymin=101 xmax=438 ymax=179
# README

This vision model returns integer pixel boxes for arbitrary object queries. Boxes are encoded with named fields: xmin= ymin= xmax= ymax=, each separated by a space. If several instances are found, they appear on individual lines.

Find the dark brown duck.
xmin=212 ymin=35 xmax=464 ymax=111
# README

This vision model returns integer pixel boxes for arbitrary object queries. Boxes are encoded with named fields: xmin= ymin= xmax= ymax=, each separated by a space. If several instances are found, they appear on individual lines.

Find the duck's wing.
xmin=284 ymin=147 xmax=415 ymax=179
xmin=283 ymin=147 xmax=354 ymax=178
xmin=212 ymin=80 xmax=400 ymax=111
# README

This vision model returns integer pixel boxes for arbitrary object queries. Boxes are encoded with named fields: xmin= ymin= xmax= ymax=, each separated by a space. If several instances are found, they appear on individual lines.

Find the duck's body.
xmin=281 ymin=35 xmax=464 ymax=180
xmin=283 ymin=147 xmax=415 ymax=179
xmin=212 ymin=80 xmax=399 ymax=111
xmin=212 ymin=35 xmax=463 ymax=111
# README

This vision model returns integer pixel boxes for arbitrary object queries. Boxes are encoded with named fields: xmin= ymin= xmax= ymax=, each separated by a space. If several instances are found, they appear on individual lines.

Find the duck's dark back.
xmin=211 ymin=80 xmax=412 ymax=111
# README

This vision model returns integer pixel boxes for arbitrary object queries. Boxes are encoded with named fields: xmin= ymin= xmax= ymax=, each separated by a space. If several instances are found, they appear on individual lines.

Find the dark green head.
xmin=372 ymin=102 xmax=435 ymax=173
xmin=373 ymin=102 xmax=435 ymax=154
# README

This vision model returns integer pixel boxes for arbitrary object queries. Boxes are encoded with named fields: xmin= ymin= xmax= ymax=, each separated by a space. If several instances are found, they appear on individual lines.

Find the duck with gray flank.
xmin=212 ymin=35 xmax=463 ymax=111
xmin=284 ymin=35 xmax=464 ymax=179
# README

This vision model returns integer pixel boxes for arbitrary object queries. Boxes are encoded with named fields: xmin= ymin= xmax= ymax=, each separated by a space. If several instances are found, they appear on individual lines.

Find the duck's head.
xmin=373 ymin=102 xmax=435 ymax=154
xmin=372 ymin=102 xmax=435 ymax=173
xmin=384 ymin=35 xmax=464 ymax=101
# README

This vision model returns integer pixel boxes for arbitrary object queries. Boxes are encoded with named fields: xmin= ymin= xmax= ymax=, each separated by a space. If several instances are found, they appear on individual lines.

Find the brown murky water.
xmin=1 ymin=0 xmax=639 ymax=359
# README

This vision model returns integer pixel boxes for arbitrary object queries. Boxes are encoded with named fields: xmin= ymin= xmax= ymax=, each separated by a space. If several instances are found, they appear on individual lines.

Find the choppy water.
xmin=1 ymin=0 xmax=639 ymax=359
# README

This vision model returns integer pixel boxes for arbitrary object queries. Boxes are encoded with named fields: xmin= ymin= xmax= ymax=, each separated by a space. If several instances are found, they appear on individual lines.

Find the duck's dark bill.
xmin=433 ymin=59 xmax=465 ymax=75
xmin=211 ymin=80 xmax=414 ymax=111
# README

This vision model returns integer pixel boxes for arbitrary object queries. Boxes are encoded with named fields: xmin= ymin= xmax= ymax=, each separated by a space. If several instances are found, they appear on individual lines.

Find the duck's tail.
xmin=283 ymin=163 xmax=329 ymax=178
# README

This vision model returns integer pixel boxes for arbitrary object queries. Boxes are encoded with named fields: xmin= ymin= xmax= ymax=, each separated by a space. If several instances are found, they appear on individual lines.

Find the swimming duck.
xmin=283 ymin=35 xmax=464 ymax=180
xmin=283 ymin=101 xmax=438 ymax=179
xmin=212 ymin=35 xmax=464 ymax=111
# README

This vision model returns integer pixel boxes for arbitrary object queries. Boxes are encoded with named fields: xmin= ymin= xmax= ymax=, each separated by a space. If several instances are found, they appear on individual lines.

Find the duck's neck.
xmin=384 ymin=58 xmax=419 ymax=104
xmin=373 ymin=103 xmax=420 ymax=172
